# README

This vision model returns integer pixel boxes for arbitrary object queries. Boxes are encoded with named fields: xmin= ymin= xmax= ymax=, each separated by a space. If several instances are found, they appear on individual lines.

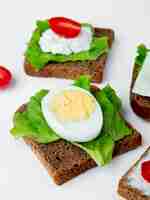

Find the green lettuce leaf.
xmin=77 ymin=135 xmax=115 ymax=166
xmin=10 ymin=76 xmax=132 ymax=166
xmin=77 ymin=85 xmax=131 ymax=165
xmin=95 ymin=87 xmax=131 ymax=141
xmin=11 ymin=111 xmax=37 ymax=138
xmin=25 ymin=20 xmax=109 ymax=69
xmin=101 ymin=85 xmax=122 ymax=111
xmin=11 ymin=90 xmax=60 ymax=143
xmin=74 ymin=75 xmax=91 ymax=91
xmin=36 ymin=20 xmax=49 ymax=32
xmin=135 ymin=44 xmax=150 ymax=66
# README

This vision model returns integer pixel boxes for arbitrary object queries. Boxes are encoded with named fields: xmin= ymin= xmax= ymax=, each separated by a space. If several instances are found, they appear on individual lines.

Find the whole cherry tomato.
xmin=48 ymin=17 xmax=81 ymax=38
xmin=141 ymin=160 xmax=150 ymax=183
xmin=0 ymin=66 xmax=12 ymax=88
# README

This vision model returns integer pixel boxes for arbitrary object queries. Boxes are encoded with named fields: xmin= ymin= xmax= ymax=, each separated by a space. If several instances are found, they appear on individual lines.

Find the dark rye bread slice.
xmin=130 ymin=64 xmax=150 ymax=120
xmin=17 ymin=104 xmax=142 ymax=185
xmin=118 ymin=146 xmax=150 ymax=200
xmin=24 ymin=28 xmax=114 ymax=83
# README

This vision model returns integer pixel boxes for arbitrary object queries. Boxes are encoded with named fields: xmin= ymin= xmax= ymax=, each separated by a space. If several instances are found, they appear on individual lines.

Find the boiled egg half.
xmin=41 ymin=86 xmax=103 ymax=142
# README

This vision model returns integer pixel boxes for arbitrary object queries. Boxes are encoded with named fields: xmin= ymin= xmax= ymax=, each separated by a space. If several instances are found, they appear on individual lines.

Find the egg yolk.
xmin=50 ymin=90 xmax=96 ymax=122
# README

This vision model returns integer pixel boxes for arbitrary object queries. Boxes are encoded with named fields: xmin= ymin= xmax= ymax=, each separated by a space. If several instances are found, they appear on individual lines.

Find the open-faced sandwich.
xmin=130 ymin=44 xmax=150 ymax=120
xmin=24 ymin=17 xmax=114 ymax=83
xmin=118 ymin=146 xmax=150 ymax=200
xmin=11 ymin=76 xmax=142 ymax=185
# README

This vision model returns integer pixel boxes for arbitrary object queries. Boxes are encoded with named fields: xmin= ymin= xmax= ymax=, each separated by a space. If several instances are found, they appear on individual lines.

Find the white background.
xmin=0 ymin=0 xmax=150 ymax=199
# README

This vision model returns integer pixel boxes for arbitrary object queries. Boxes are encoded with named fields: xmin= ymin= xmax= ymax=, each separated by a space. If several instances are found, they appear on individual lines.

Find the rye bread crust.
xmin=16 ymin=99 xmax=142 ymax=185
xmin=130 ymin=64 xmax=150 ymax=120
xmin=118 ymin=147 xmax=150 ymax=200
xmin=24 ymin=28 xmax=114 ymax=83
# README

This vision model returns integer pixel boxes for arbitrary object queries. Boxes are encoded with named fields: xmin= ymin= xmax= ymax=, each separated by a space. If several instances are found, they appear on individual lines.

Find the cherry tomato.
xmin=48 ymin=17 xmax=81 ymax=38
xmin=141 ymin=160 xmax=150 ymax=183
xmin=0 ymin=66 xmax=12 ymax=88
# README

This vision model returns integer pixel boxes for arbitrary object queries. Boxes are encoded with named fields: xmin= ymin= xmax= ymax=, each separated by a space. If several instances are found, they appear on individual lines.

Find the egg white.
xmin=41 ymin=86 xmax=103 ymax=142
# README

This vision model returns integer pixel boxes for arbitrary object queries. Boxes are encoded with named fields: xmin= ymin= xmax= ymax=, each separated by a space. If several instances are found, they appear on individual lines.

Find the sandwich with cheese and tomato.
xmin=24 ymin=17 xmax=114 ymax=83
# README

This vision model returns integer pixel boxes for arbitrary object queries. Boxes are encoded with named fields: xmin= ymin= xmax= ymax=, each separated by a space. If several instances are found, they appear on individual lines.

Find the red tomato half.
xmin=141 ymin=160 xmax=150 ymax=183
xmin=48 ymin=17 xmax=81 ymax=38
xmin=0 ymin=66 xmax=12 ymax=88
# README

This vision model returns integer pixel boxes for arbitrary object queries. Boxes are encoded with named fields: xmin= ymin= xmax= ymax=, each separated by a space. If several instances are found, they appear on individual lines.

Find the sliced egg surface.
xmin=39 ymin=26 xmax=92 ymax=55
xmin=133 ymin=53 xmax=150 ymax=97
xmin=41 ymin=86 xmax=103 ymax=142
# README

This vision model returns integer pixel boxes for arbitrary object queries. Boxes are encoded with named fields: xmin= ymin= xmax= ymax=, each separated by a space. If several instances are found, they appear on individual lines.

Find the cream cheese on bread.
xmin=127 ymin=149 xmax=150 ymax=196
xmin=133 ymin=53 xmax=150 ymax=97
xmin=39 ymin=26 xmax=92 ymax=55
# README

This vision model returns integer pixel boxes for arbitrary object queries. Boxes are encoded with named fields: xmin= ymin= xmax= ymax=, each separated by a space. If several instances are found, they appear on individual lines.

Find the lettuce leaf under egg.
xmin=76 ymin=82 xmax=131 ymax=165
xmin=25 ymin=20 xmax=109 ymax=70
xmin=73 ymin=75 xmax=91 ymax=91
xmin=10 ymin=76 xmax=132 ymax=166
xmin=11 ymin=90 xmax=60 ymax=143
